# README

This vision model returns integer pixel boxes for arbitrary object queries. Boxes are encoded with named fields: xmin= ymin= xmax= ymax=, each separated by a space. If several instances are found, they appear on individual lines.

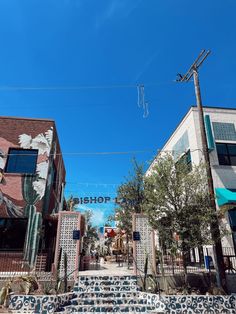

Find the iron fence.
xmin=222 ymin=247 xmax=236 ymax=273
xmin=158 ymin=251 xmax=206 ymax=275
xmin=156 ymin=246 xmax=236 ymax=275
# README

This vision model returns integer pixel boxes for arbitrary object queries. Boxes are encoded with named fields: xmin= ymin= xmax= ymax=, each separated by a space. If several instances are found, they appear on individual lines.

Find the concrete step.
xmin=71 ymin=297 xmax=148 ymax=306
xmin=79 ymin=280 xmax=137 ymax=287
xmin=56 ymin=310 xmax=161 ymax=314
xmin=78 ymin=275 xmax=137 ymax=281
xmin=67 ymin=305 xmax=156 ymax=313
xmin=74 ymin=285 xmax=140 ymax=293
xmin=73 ymin=292 xmax=140 ymax=298
xmin=74 ymin=278 xmax=137 ymax=290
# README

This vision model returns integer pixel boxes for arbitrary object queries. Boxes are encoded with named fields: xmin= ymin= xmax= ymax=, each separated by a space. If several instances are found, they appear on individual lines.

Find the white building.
xmin=147 ymin=106 xmax=236 ymax=256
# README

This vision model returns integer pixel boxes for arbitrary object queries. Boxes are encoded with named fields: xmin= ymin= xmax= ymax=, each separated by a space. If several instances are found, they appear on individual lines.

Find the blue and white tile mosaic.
xmin=140 ymin=292 xmax=236 ymax=313
xmin=7 ymin=275 xmax=236 ymax=313
xmin=8 ymin=292 xmax=73 ymax=313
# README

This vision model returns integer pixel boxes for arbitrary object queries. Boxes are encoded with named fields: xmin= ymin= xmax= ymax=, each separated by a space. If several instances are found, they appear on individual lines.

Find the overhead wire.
xmin=1 ymin=148 xmax=203 ymax=156
xmin=0 ymin=80 xmax=179 ymax=92
xmin=0 ymin=79 xmax=188 ymax=119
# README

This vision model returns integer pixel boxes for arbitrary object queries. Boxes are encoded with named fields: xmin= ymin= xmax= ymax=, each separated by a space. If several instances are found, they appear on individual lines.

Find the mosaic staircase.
xmin=58 ymin=275 xmax=158 ymax=313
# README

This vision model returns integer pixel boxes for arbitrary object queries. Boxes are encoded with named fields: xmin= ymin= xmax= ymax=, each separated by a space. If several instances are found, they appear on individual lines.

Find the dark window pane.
xmin=228 ymin=209 xmax=236 ymax=231
xmin=53 ymin=162 xmax=57 ymax=190
xmin=228 ymin=144 xmax=236 ymax=155
xmin=218 ymin=154 xmax=230 ymax=165
xmin=230 ymin=156 xmax=236 ymax=166
xmin=186 ymin=150 xmax=191 ymax=164
xmin=216 ymin=143 xmax=228 ymax=154
xmin=5 ymin=148 xmax=38 ymax=174
xmin=175 ymin=150 xmax=192 ymax=172
xmin=0 ymin=218 xmax=28 ymax=251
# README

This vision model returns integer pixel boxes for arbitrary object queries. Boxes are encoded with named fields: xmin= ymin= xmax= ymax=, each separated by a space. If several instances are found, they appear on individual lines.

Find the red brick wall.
xmin=0 ymin=116 xmax=65 ymax=218
xmin=0 ymin=117 xmax=54 ymax=144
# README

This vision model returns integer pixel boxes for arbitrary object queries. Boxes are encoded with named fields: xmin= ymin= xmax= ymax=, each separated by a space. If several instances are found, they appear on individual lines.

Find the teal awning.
xmin=204 ymin=115 xmax=215 ymax=151
xmin=215 ymin=188 xmax=236 ymax=206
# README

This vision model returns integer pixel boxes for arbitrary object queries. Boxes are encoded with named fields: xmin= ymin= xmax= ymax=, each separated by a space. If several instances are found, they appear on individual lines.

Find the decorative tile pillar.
xmin=54 ymin=211 xmax=81 ymax=280
xmin=132 ymin=213 xmax=156 ymax=275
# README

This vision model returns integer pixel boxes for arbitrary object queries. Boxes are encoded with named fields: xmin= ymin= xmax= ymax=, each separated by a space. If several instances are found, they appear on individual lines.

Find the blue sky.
xmin=0 ymin=0 xmax=236 ymax=226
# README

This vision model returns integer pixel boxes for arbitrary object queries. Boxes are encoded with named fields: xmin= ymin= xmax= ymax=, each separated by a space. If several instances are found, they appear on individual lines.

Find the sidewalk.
xmin=79 ymin=261 xmax=134 ymax=277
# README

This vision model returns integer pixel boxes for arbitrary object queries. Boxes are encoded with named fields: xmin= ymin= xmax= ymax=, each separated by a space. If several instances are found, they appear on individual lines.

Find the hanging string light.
xmin=137 ymin=84 xmax=149 ymax=118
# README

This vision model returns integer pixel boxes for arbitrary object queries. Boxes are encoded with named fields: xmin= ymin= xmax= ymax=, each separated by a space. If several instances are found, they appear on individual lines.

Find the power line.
xmin=67 ymin=182 xmax=120 ymax=186
xmin=1 ymin=149 xmax=154 ymax=157
xmin=1 ymin=148 xmax=204 ymax=157
xmin=61 ymin=150 xmax=153 ymax=156
xmin=0 ymin=81 xmax=177 ymax=92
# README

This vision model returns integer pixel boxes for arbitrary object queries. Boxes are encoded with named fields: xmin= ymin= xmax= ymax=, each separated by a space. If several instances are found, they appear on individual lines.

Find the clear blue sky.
xmin=0 ymin=0 xmax=236 ymax=225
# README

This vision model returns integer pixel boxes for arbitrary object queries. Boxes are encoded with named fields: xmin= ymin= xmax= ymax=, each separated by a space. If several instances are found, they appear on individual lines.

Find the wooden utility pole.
xmin=177 ymin=50 xmax=227 ymax=291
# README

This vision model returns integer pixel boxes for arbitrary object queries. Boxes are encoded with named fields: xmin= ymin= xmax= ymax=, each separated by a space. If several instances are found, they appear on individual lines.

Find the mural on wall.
xmin=0 ymin=128 xmax=53 ymax=267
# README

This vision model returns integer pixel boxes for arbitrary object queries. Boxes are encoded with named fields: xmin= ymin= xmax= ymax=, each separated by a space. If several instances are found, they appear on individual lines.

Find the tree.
xmin=82 ymin=210 xmax=99 ymax=255
xmin=144 ymin=153 xmax=216 ymax=283
xmin=114 ymin=160 xmax=145 ymax=233
xmin=114 ymin=159 xmax=145 ymax=267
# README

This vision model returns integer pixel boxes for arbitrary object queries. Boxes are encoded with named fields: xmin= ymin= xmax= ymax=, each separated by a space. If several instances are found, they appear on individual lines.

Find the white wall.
xmin=154 ymin=107 xmax=236 ymax=190
xmin=148 ymin=106 xmax=236 ymax=250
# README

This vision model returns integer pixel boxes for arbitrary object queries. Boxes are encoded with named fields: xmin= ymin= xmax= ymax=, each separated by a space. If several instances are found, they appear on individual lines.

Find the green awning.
xmin=215 ymin=188 xmax=236 ymax=206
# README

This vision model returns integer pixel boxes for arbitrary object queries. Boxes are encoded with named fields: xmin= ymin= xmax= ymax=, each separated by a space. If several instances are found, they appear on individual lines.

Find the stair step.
xmin=79 ymin=280 xmax=137 ymax=286
xmin=73 ymin=292 xmax=140 ymax=298
xmin=71 ymin=298 xmax=148 ymax=306
xmin=57 ymin=275 xmax=159 ymax=314
xmin=75 ymin=280 xmax=137 ymax=288
xmin=68 ymin=305 xmax=155 ymax=313
xmin=56 ymin=310 xmax=162 ymax=314
xmin=79 ymin=276 xmax=137 ymax=281
xmin=72 ymin=296 xmax=144 ymax=301
xmin=74 ymin=286 xmax=140 ymax=293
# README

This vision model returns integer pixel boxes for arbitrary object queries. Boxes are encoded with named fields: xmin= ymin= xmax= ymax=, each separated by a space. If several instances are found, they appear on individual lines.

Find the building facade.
xmin=0 ymin=116 xmax=66 ymax=272
xmin=147 ymin=106 xmax=236 ymax=255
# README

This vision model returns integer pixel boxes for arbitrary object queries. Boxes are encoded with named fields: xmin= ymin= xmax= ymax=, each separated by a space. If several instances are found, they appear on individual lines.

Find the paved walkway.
xmin=79 ymin=261 xmax=134 ymax=276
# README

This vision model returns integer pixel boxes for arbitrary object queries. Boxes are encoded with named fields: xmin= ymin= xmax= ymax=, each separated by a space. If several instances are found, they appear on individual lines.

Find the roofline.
xmin=198 ymin=105 xmax=236 ymax=111
xmin=162 ymin=105 xmax=236 ymax=150
xmin=146 ymin=105 xmax=236 ymax=173
xmin=0 ymin=115 xmax=55 ymax=122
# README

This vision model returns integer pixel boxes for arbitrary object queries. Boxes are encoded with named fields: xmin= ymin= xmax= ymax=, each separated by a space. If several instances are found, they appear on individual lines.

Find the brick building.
xmin=0 ymin=116 xmax=66 ymax=272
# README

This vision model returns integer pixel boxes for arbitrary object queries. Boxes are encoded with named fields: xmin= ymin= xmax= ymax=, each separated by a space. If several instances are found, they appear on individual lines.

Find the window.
xmin=228 ymin=208 xmax=236 ymax=232
xmin=0 ymin=218 xmax=28 ymax=251
xmin=212 ymin=122 xmax=236 ymax=141
xmin=176 ymin=150 xmax=192 ymax=171
xmin=216 ymin=143 xmax=236 ymax=166
xmin=52 ymin=162 xmax=57 ymax=190
xmin=173 ymin=131 xmax=189 ymax=160
xmin=5 ymin=148 xmax=38 ymax=174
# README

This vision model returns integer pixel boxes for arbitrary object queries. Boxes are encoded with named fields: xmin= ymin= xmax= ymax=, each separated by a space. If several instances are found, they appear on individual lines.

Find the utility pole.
xmin=177 ymin=50 xmax=227 ymax=291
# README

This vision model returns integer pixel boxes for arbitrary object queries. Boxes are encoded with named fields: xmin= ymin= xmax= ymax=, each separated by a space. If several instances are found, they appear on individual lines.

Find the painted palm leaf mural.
xmin=0 ymin=126 xmax=55 ymax=268
xmin=19 ymin=129 xmax=53 ymax=267
xmin=22 ymin=174 xmax=42 ymax=266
